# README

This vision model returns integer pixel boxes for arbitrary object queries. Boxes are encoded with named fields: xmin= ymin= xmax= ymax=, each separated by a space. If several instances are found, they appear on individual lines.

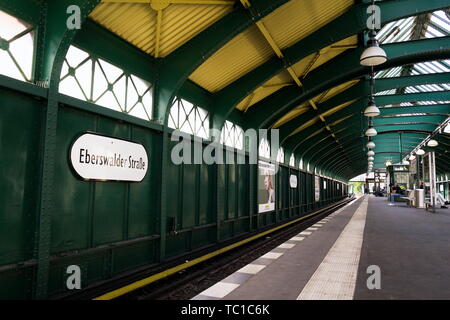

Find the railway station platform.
xmin=193 ymin=195 xmax=450 ymax=300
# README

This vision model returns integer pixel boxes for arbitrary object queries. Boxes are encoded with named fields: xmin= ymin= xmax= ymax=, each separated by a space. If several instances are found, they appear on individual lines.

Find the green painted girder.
xmin=325 ymin=98 xmax=450 ymax=131
xmin=32 ymin=0 xmax=101 ymax=300
xmin=212 ymin=0 xmax=450 ymax=128
xmin=379 ymin=104 xmax=450 ymax=116
xmin=374 ymin=72 xmax=450 ymax=93
xmin=320 ymin=145 xmax=367 ymax=175
xmin=375 ymin=123 xmax=441 ymax=131
xmin=319 ymin=135 xmax=450 ymax=175
xmin=316 ymin=129 xmax=444 ymax=174
xmin=283 ymin=122 xmax=327 ymax=151
xmin=73 ymin=19 xmax=158 ymax=85
xmin=373 ymin=147 xmax=414 ymax=153
xmin=313 ymin=148 xmax=361 ymax=177
xmin=288 ymin=112 xmax=363 ymax=151
xmin=374 ymin=115 xmax=448 ymax=125
xmin=279 ymin=110 xmax=317 ymax=143
xmin=293 ymin=128 xmax=361 ymax=161
xmin=298 ymin=129 xmax=362 ymax=162
xmin=297 ymin=135 xmax=342 ymax=164
xmin=372 ymin=135 xmax=425 ymax=143
xmin=294 ymin=127 xmax=352 ymax=158
xmin=157 ymin=0 xmax=290 ymax=122
xmin=375 ymin=91 xmax=450 ymax=106
xmin=307 ymin=136 xmax=364 ymax=171
xmin=245 ymin=36 xmax=450 ymax=129
xmin=293 ymin=126 xmax=361 ymax=155
xmin=295 ymin=72 xmax=450 ymax=129
xmin=372 ymin=133 xmax=426 ymax=140
xmin=369 ymin=140 xmax=418 ymax=149
xmin=280 ymin=76 xmax=450 ymax=145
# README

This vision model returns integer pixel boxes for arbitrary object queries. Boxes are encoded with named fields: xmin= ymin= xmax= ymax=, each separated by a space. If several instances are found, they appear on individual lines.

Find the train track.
xmin=121 ymin=197 xmax=356 ymax=300
xmin=61 ymin=197 xmax=355 ymax=300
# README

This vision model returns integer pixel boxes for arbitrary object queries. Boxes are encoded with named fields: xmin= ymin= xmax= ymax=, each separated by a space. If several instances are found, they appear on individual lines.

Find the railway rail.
xmin=61 ymin=196 xmax=355 ymax=300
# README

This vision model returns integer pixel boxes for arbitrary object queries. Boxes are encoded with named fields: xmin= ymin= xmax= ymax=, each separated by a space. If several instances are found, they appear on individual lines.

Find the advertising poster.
xmin=314 ymin=175 xmax=320 ymax=202
xmin=258 ymin=160 xmax=276 ymax=213
xmin=410 ymin=157 xmax=417 ymax=174
xmin=289 ymin=174 xmax=298 ymax=188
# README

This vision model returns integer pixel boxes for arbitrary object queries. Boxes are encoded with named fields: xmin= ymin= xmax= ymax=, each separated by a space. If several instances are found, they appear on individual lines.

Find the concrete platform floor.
xmin=192 ymin=195 xmax=450 ymax=300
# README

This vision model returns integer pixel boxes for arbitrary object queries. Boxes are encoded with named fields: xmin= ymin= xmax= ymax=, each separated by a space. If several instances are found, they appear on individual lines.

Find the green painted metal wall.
xmin=0 ymin=81 xmax=348 ymax=298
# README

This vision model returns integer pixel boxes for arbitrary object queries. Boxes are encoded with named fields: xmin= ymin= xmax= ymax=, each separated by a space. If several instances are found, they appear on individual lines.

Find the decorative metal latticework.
xmin=276 ymin=147 xmax=285 ymax=163
xmin=60 ymin=45 xmax=153 ymax=121
xmin=289 ymin=153 xmax=295 ymax=166
xmin=168 ymin=97 xmax=210 ymax=139
xmin=259 ymin=137 xmax=271 ymax=159
xmin=220 ymin=120 xmax=243 ymax=149
xmin=0 ymin=10 xmax=34 ymax=82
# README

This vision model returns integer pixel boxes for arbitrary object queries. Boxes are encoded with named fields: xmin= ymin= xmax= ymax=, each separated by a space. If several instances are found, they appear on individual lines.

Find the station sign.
xmin=70 ymin=132 xmax=148 ymax=182
xmin=289 ymin=174 xmax=298 ymax=188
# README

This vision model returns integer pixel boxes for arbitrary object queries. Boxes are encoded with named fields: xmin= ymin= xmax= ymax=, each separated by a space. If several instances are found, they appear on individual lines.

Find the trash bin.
xmin=415 ymin=189 xmax=425 ymax=208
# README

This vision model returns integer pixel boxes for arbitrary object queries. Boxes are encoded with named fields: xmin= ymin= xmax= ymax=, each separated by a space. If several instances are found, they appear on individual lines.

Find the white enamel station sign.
xmin=70 ymin=133 xmax=148 ymax=182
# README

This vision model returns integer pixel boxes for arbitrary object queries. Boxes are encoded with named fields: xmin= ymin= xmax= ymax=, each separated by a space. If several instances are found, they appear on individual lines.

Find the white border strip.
xmin=297 ymin=196 xmax=368 ymax=300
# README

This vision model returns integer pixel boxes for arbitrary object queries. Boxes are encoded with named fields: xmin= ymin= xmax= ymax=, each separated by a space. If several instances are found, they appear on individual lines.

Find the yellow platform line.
xmin=93 ymin=204 xmax=341 ymax=300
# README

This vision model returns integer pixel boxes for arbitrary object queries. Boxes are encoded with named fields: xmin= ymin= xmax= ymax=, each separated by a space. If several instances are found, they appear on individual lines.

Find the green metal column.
xmin=33 ymin=0 xmax=99 ymax=299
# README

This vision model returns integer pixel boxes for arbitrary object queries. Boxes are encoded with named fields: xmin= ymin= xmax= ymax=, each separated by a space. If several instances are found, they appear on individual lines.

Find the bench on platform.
xmin=400 ymin=190 xmax=415 ymax=207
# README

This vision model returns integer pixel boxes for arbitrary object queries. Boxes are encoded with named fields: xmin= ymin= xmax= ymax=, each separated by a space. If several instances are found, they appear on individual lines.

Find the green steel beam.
xmin=320 ymin=146 xmax=366 ymax=177
xmin=379 ymin=104 xmax=450 ymax=116
xmin=294 ymin=127 xmax=362 ymax=158
xmin=297 ymin=129 xmax=361 ymax=164
xmin=324 ymin=94 xmax=450 ymax=130
xmin=374 ymin=115 xmax=448 ymax=125
xmin=32 ymin=0 xmax=101 ymax=300
xmin=375 ymin=123 xmax=440 ymax=131
xmin=280 ymin=72 xmax=450 ymax=141
xmin=313 ymin=128 xmax=444 ymax=175
xmin=284 ymin=123 xmax=330 ymax=151
xmin=156 ymin=0 xmax=288 ymax=263
xmin=73 ymin=19 xmax=158 ymax=85
xmin=156 ymin=0 xmax=289 ymax=123
xmin=375 ymin=91 xmax=450 ymax=106
xmin=289 ymin=114 xmax=362 ymax=153
xmin=245 ymin=36 xmax=450 ymax=129
xmin=212 ymin=0 xmax=450 ymax=129
xmin=305 ymin=136 xmax=363 ymax=171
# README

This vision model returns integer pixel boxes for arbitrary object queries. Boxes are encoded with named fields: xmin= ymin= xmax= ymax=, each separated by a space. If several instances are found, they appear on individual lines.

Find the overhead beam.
xmin=157 ymin=0 xmax=289 ymax=122
xmin=212 ymin=0 xmax=450 ymax=128
xmin=101 ymin=0 xmax=235 ymax=4
xmin=374 ymin=115 xmax=448 ymax=125
xmin=245 ymin=36 xmax=450 ymax=129
xmin=277 ymin=72 xmax=450 ymax=143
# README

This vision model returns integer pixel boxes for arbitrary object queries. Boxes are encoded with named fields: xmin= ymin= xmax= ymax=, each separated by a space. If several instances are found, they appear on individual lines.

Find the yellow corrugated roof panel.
xmin=189 ymin=25 xmax=273 ymax=92
xmin=315 ymin=79 xmax=359 ymax=104
xmin=272 ymin=103 xmax=310 ymax=128
xmin=272 ymin=79 xmax=358 ymax=128
xmin=303 ymin=127 xmax=327 ymax=141
xmin=261 ymin=0 xmax=354 ymax=50
xmin=291 ymin=36 xmax=358 ymax=78
xmin=235 ymin=36 xmax=357 ymax=113
xmin=290 ymin=116 xmax=320 ymax=136
xmin=321 ymin=99 xmax=356 ymax=118
xmin=236 ymin=71 xmax=292 ymax=112
xmin=188 ymin=0 xmax=355 ymax=93
xmin=90 ymin=1 xmax=233 ymax=58
xmin=330 ymin=114 xmax=353 ymax=126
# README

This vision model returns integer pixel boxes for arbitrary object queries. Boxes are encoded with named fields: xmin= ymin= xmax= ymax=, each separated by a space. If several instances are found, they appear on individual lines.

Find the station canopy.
xmin=54 ymin=1 xmax=450 ymax=179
